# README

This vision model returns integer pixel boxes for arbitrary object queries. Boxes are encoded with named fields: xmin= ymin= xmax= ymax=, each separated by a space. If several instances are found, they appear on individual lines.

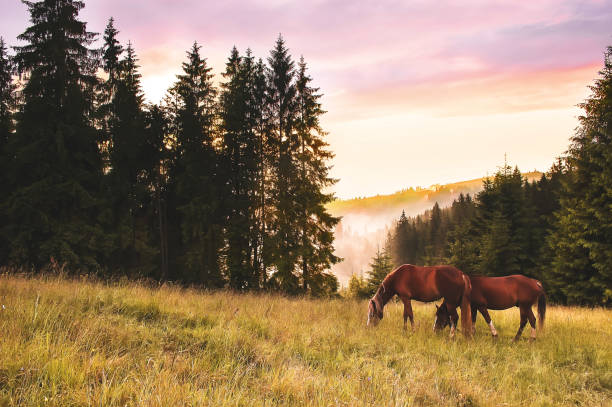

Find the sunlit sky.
xmin=3 ymin=0 xmax=611 ymax=199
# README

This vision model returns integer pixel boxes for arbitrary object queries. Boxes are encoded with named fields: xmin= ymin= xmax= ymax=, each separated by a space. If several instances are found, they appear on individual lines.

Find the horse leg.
xmin=400 ymin=296 xmax=414 ymax=332
xmin=527 ymin=306 xmax=537 ymax=341
xmin=447 ymin=302 xmax=457 ymax=338
xmin=514 ymin=307 xmax=528 ymax=342
xmin=471 ymin=306 xmax=478 ymax=335
xmin=479 ymin=307 xmax=498 ymax=337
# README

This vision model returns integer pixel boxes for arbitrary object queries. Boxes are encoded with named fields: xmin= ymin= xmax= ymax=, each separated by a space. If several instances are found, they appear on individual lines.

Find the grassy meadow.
xmin=0 ymin=273 xmax=610 ymax=406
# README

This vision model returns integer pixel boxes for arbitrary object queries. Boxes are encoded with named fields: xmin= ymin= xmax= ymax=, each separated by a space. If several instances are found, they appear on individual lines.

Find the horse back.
xmin=392 ymin=264 xmax=464 ymax=303
xmin=471 ymin=275 xmax=544 ymax=309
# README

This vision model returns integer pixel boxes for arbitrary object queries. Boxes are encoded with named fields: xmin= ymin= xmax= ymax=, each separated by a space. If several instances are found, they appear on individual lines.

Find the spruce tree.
xmin=251 ymin=57 xmax=270 ymax=286
xmin=145 ymin=104 xmax=171 ymax=280
xmin=102 ymin=18 xmax=123 ymax=86
xmin=169 ymin=42 xmax=223 ymax=286
xmin=98 ymin=17 xmax=123 ymax=168
xmin=0 ymin=37 xmax=14 ymax=156
xmin=472 ymin=165 xmax=528 ymax=276
xmin=548 ymin=47 xmax=612 ymax=305
xmin=427 ymin=202 xmax=443 ymax=262
xmin=294 ymin=56 xmax=340 ymax=295
xmin=106 ymin=42 xmax=156 ymax=274
xmin=366 ymin=248 xmax=394 ymax=296
xmin=0 ymin=37 xmax=17 ymax=264
xmin=4 ymin=0 xmax=105 ymax=269
xmin=219 ymin=47 xmax=261 ymax=289
xmin=266 ymin=35 xmax=301 ymax=293
xmin=448 ymin=194 xmax=479 ymax=273
xmin=390 ymin=210 xmax=412 ymax=265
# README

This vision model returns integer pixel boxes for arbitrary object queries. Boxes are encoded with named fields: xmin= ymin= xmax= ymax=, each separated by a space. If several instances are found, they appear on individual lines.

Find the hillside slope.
xmin=328 ymin=171 xmax=543 ymax=218
xmin=327 ymin=172 xmax=543 ymax=284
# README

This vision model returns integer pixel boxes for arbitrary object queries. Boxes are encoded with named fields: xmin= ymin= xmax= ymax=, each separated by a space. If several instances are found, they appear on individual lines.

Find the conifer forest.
xmin=1 ymin=0 xmax=612 ymax=305
xmin=0 ymin=0 xmax=339 ymax=296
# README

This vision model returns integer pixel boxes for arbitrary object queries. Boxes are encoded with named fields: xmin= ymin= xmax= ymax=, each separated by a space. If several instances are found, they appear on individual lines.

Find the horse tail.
xmin=461 ymin=273 xmax=473 ymax=338
xmin=537 ymin=291 xmax=546 ymax=332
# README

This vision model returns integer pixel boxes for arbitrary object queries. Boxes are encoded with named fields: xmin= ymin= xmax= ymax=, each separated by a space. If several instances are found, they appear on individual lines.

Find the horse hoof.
xmin=492 ymin=334 xmax=498 ymax=339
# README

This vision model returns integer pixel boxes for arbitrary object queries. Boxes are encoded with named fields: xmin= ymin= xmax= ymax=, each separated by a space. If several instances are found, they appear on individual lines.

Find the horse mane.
xmin=381 ymin=264 xmax=404 ymax=285
xmin=374 ymin=264 xmax=408 ymax=306
xmin=377 ymin=265 xmax=398 ymax=294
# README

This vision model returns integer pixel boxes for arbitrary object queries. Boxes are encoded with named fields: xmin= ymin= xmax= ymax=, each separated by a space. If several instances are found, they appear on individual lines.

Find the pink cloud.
xmin=2 ymin=0 xmax=610 ymax=197
xmin=325 ymin=63 xmax=599 ymax=121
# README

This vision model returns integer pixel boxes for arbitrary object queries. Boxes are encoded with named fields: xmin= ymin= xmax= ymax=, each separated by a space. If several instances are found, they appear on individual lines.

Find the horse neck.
xmin=375 ymin=283 xmax=395 ymax=308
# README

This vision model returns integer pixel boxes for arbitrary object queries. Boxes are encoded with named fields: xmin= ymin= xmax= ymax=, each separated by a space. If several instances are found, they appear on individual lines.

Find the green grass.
xmin=0 ymin=273 xmax=610 ymax=406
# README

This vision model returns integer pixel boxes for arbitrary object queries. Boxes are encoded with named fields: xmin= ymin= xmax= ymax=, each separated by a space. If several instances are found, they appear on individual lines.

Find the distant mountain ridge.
xmin=328 ymin=171 xmax=544 ymax=218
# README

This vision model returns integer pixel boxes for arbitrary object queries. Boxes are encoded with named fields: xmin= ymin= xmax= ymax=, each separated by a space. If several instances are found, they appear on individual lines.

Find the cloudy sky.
xmin=2 ymin=0 xmax=611 ymax=198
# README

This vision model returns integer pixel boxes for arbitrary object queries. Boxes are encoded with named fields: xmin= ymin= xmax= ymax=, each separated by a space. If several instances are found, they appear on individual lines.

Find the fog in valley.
xmin=330 ymin=190 xmax=463 ymax=286
xmin=329 ymin=172 xmax=543 ymax=286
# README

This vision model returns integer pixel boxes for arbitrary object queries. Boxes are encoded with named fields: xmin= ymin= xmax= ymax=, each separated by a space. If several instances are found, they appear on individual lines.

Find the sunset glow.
xmin=3 ymin=0 xmax=610 ymax=198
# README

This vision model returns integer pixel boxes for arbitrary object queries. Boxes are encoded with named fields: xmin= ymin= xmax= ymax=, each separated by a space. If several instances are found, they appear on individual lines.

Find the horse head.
xmin=367 ymin=297 xmax=384 ymax=326
xmin=433 ymin=303 xmax=451 ymax=332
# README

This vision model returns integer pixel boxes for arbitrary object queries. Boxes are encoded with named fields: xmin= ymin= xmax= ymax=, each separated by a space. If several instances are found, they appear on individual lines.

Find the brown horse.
xmin=434 ymin=275 xmax=546 ymax=341
xmin=367 ymin=264 xmax=472 ymax=337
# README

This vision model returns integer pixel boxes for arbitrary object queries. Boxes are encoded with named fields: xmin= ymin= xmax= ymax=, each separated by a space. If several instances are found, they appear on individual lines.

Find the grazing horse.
xmin=433 ymin=275 xmax=546 ymax=341
xmin=367 ymin=264 xmax=472 ymax=338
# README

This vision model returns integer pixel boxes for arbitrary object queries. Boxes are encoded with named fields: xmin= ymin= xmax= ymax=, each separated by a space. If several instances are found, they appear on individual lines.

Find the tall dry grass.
xmin=0 ymin=273 xmax=609 ymax=406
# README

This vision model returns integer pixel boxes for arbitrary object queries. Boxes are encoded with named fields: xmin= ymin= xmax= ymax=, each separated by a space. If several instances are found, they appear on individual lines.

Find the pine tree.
xmin=389 ymin=210 xmax=414 ymax=266
xmin=448 ymin=220 xmax=479 ymax=273
xmin=427 ymin=202 xmax=443 ymax=262
xmin=219 ymin=47 xmax=261 ymax=289
xmin=106 ymin=42 xmax=155 ymax=274
xmin=366 ymin=248 xmax=394 ymax=296
xmin=0 ymin=37 xmax=14 ymax=155
xmin=448 ymin=194 xmax=479 ymax=273
xmin=145 ymin=104 xmax=171 ymax=280
xmin=414 ymin=215 xmax=426 ymax=263
xmin=294 ymin=56 xmax=340 ymax=295
xmin=0 ymin=37 xmax=17 ymax=264
xmin=265 ymin=35 xmax=301 ymax=293
xmin=98 ymin=17 xmax=123 ymax=168
xmin=102 ymin=18 xmax=123 ymax=86
xmin=533 ymin=161 xmax=567 ymax=301
xmin=473 ymin=165 xmax=528 ymax=276
xmin=4 ymin=0 xmax=106 ymax=269
xmin=169 ymin=42 xmax=223 ymax=286
xmin=548 ymin=47 xmax=612 ymax=305
xmin=251 ymin=57 xmax=269 ymax=286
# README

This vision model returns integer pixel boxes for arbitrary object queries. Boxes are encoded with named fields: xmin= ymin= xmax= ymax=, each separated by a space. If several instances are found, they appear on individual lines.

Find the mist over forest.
xmin=329 ymin=172 xmax=542 ymax=285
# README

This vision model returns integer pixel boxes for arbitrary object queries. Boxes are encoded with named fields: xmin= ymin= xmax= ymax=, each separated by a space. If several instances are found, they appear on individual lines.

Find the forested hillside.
xmin=329 ymin=172 xmax=542 ymax=285
xmin=350 ymin=161 xmax=610 ymax=306
xmin=351 ymin=153 xmax=611 ymax=305
xmin=0 ymin=0 xmax=339 ymax=295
